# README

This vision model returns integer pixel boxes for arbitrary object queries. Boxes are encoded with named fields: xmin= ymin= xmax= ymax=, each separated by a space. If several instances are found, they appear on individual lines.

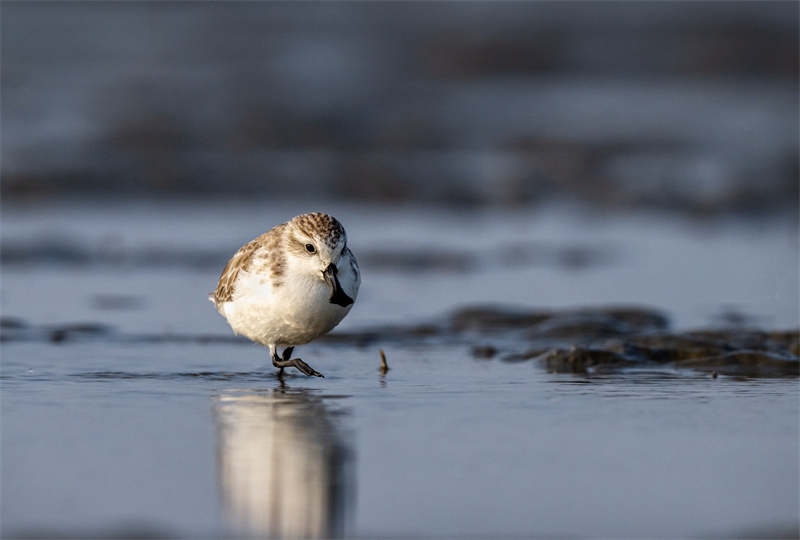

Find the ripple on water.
xmin=73 ymin=371 xmax=281 ymax=382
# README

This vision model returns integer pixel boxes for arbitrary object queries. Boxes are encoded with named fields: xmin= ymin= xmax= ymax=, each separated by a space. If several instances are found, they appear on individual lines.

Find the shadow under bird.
xmin=210 ymin=212 xmax=360 ymax=378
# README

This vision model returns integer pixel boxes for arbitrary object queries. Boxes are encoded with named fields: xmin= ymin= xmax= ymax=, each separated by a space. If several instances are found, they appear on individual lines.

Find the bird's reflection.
xmin=212 ymin=387 xmax=353 ymax=539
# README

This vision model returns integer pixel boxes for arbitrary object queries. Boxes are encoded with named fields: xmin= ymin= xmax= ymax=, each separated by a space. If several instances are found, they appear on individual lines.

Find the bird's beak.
xmin=323 ymin=263 xmax=354 ymax=307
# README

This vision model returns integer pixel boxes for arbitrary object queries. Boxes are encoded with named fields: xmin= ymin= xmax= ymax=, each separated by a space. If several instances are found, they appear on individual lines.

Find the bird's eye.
xmin=305 ymin=244 xmax=316 ymax=253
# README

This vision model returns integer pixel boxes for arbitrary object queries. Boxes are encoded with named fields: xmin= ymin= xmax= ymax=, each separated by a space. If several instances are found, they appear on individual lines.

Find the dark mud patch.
xmin=0 ymin=319 xmax=114 ymax=344
xmin=446 ymin=307 xmax=798 ymax=378
xmin=0 ymin=237 xmax=224 ymax=269
xmin=450 ymin=305 xmax=670 ymax=337
xmin=0 ymin=318 xmax=248 ymax=345
xmin=1 ymin=238 xmax=615 ymax=274
xmin=330 ymin=306 xmax=798 ymax=378
xmin=358 ymin=242 xmax=615 ymax=274
xmin=531 ymin=344 xmax=798 ymax=378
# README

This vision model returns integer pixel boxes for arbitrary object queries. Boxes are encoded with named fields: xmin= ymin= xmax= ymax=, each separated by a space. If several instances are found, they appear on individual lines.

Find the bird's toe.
xmin=294 ymin=358 xmax=324 ymax=378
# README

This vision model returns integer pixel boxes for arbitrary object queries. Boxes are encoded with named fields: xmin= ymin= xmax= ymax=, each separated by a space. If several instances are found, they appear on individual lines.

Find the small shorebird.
xmin=211 ymin=212 xmax=360 ymax=378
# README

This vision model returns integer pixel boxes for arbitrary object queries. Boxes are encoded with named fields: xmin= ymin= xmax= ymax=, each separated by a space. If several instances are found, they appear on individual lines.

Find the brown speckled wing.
xmin=213 ymin=240 xmax=260 ymax=307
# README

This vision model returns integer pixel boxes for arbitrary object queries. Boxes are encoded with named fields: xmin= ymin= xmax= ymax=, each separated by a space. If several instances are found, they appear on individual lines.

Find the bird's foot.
xmin=272 ymin=348 xmax=324 ymax=378
xmin=290 ymin=358 xmax=324 ymax=378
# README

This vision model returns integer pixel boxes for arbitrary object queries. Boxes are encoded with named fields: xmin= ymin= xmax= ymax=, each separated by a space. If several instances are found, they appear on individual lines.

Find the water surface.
xmin=2 ymin=201 xmax=798 ymax=538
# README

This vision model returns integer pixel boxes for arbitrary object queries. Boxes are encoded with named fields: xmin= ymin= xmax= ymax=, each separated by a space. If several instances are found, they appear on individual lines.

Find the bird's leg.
xmin=270 ymin=345 xmax=285 ymax=378
xmin=270 ymin=346 xmax=324 ymax=378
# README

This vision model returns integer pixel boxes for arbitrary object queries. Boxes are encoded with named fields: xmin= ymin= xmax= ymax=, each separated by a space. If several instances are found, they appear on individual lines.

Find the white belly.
xmin=220 ymin=270 xmax=353 ymax=347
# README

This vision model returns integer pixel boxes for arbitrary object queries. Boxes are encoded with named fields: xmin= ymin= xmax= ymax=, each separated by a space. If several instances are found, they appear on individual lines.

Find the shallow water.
xmin=1 ymin=201 xmax=798 ymax=538
xmin=3 ymin=339 xmax=798 ymax=538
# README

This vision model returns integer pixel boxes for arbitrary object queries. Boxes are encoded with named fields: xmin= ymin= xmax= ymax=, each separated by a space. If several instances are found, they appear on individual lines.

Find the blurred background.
xmin=2 ymin=1 xmax=797 ymax=215
xmin=2 ymin=4 xmax=799 ymax=538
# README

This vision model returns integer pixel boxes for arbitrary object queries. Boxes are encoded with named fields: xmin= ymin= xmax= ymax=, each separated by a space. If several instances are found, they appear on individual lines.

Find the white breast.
xmin=221 ymin=268 xmax=355 ymax=348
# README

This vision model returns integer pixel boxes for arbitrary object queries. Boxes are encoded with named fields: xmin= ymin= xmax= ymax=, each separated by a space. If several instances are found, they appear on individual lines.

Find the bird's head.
xmin=287 ymin=212 xmax=353 ymax=307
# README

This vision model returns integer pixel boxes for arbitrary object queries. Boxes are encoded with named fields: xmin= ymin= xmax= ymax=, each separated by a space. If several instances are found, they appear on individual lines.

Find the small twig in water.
xmin=379 ymin=349 xmax=389 ymax=375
